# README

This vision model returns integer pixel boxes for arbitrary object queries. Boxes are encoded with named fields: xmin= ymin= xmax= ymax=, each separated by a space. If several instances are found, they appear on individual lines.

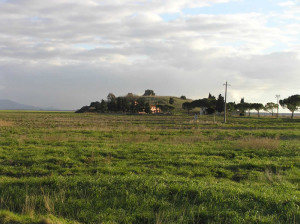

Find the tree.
xmin=192 ymin=96 xmax=217 ymax=115
xmin=117 ymin=97 xmax=130 ymax=112
xmin=145 ymin=102 xmax=151 ymax=114
xmin=75 ymin=106 xmax=89 ymax=113
xmin=208 ymin=93 xmax=216 ymax=100
xmin=107 ymin=93 xmax=116 ymax=102
xmin=107 ymin=93 xmax=117 ymax=112
xmin=169 ymin=97 xmax=174 ymax=105
xmin=216 ymin=94 xmax=224 ymax=113
xmin=192 ymin=98 xmax=209 ymax=114
xmin=182 ymin=102 xmax=194 ymax=114
xmin=157 ymin=104 xmax=174 ymax=113
xmin=90 ymin=101 xmax=101 ymax=111
xmin=264 ymin=102 xmax=278 ymax=116
xmin=279 ymin=94 xmax=300 ymax=119
xmin=244 ymin=103 xmax=254 ymax=117
xmin=236 ymin=98 xmax=246 ymax=116
xmin=99 ymin=99 xmax=108 ymax=112
xmin=226 ymin=102 xmax=236 ymax=116
xmin=180 ymin=95 xmax=186 ymax=100
xmin=136 ymin=98 xmax=146 ymax=112
xmin=252 ymin=103 xmax=264 ymax=117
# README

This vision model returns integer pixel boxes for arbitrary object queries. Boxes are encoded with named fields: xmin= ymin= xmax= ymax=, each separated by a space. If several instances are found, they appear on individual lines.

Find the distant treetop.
xmin=143 ymin=89 xmax=155 ymax=96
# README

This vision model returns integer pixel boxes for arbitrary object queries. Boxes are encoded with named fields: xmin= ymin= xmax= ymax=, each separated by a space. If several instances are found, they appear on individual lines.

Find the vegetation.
xmin=0 ymin=111 xmax=299 ymax=223
xmin=182 ymin=93 xmax=225 ymax=115
xmin=280 ymin=94 xmax=300 ymax=119
xmin=182 ymin=93 xmax=299 ymax=119
xmin=76 ymin=92 xmax=189 ymax=114
xmin=264 ymin=102 xmax=278 ymax=116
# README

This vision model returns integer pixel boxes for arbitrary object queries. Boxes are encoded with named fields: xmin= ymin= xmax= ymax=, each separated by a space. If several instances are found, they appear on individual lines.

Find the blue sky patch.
xmin=182 ymin=0 xmax=285 ymax=15
xmin=160 ymin=12 xmax=181 ymax=22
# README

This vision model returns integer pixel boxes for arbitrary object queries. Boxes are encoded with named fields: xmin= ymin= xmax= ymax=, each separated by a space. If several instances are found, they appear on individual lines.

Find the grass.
xmin=0 ymin=111 xmax=299 ymax=223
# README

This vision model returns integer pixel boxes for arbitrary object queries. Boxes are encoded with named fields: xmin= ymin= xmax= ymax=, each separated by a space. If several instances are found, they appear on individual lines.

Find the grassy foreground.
xmin=0 ymin=111 xmax=299 ymax=223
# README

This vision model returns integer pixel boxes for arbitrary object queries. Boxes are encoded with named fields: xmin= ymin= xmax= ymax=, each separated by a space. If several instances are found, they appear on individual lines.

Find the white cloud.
xmin=278 ymin=1 xmax=297 ymax=7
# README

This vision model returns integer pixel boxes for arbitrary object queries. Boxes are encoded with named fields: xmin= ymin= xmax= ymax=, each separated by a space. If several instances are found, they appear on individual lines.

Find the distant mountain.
xmin=0 ymin=99 xmax=58 ymax=111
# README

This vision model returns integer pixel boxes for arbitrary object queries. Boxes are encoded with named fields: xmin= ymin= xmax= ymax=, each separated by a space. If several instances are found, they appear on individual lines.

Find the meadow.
xmin=0 ymin=111 xmax=299 ymax=223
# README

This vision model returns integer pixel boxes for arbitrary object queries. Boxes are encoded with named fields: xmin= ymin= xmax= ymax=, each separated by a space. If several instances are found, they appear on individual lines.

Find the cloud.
xmin=0 ymin=0 xmax=299 ymax=109
xmin=278 ymin=1 xmax=297 ymax=7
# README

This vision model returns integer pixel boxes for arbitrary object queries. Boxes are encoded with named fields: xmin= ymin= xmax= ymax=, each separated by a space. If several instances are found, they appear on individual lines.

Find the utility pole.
xmin=223 ymin=81 xmax=230 ymax=123
xmin=275 ymin=94 xmax=280 ymax=118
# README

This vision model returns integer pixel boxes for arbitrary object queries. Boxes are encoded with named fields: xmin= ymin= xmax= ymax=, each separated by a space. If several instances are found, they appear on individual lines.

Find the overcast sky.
xmin=0 ymin=0 xmax=299 ymax=110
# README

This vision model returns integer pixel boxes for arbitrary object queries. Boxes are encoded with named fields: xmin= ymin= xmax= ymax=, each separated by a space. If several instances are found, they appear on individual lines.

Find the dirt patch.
xmin=0 ymin=120 xmax=14 ymax=127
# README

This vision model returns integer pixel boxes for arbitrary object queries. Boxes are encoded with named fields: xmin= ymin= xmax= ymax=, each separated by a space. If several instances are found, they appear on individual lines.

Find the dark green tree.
xmin=182 ymin=102 xmax=194 ymax=114
xmin=107 ymin=93 xmax=116 ymax=102
xmin=279 ymin=94 xmax=300 ymax=119
xmin=216 ymin=94 xmax=225 ymax=113
xmin=264 ymin=102 xmax=278 ymax=116
xmin=226 ymin=102 xmax=236 ymax=116
xmin=252 ymin=103 xmax=264 ymax=117
xmin=99 ymin=99 xmax=108 ymax=112
xmin=116 ymin=97 xmax=130 ymax=112
xmin=244 ymin=103 xmax=254 ymax=117
xmin=90 ymin=101 xmax=101 ymax=111
xmin=107 ymin=93 xmax=117 ymax=112
xmin=157 ymin=105 xmax=174 ymax=113
xmin=236 ymin=98 xmax=246 ymax=116
xmin=169 ymin=97 xmax=174 ymax=105
xmin=145 ymin=102 xmax=151 ymax=114
xmin=136 ymin=98 xmax=146 ymax=112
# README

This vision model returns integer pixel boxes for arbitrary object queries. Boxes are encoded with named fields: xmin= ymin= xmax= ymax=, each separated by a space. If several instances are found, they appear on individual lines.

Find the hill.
xmin=76 ymin=94 xmax=193 ymax=114
xmin=141 ymin=95 xmax=192 ymax=113
xmin=0 ymin=99 xmax=60 ymax=111
xmin=0 ymin=99 xmax=42 ymax=110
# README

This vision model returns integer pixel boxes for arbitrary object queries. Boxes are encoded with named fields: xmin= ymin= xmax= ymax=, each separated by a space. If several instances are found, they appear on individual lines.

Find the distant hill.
xmin=0 ymin=99 xmax=58 ymax=111
xmin=76 ymin=93 xmax=194 ymax=114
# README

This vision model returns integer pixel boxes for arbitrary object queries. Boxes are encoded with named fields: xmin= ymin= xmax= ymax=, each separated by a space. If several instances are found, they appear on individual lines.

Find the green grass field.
xmin=0 ymin=111 xmax=299 ymax=223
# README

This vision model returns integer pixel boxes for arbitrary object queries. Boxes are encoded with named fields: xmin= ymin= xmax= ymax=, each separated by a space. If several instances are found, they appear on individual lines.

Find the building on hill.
xmin=143 ymin=89 xmax=155 ymax=96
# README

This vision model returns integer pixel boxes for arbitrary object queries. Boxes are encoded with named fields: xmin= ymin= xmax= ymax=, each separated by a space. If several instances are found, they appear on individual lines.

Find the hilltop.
xmin=76 ymin=90 xmax=192 ymax=114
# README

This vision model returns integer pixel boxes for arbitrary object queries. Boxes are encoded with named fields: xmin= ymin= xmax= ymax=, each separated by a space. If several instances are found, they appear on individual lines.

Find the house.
xmin=150 ymin=105 xmax=161 ymax=114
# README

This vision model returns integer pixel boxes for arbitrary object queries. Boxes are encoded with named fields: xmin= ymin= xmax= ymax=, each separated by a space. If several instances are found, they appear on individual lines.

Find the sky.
xmin=0 ymin=0 xmax=299 ymax=110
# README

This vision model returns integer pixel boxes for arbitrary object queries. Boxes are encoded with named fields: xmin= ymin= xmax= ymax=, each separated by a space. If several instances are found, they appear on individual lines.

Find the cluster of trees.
xmin=76 ymin=93 xmax=175 ymax=114
xmin=76 ymin=93 xmax=150 ymax=113
xmin=182 ymin=94 xmax=300 ymax=118
xmin=182 ymin=93 xmax=225 ymax=115
xmin=234 ymin=98 xmax=266 ymax=117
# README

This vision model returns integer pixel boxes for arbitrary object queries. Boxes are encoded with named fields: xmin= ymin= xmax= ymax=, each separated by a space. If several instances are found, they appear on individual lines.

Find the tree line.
xmin=182 ymin=94 xmax=300 ymax=118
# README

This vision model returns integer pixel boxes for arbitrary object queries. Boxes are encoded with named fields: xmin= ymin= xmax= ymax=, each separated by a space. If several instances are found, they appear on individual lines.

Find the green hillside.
xmin=140 ymin=95 xmax=192 ymax=114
